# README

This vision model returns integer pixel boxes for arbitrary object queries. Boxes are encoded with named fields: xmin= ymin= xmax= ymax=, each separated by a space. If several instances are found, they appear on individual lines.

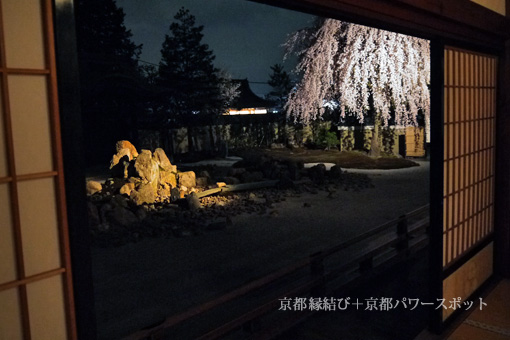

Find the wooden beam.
xmin=249 ymin=0 xmax=510 ymax=49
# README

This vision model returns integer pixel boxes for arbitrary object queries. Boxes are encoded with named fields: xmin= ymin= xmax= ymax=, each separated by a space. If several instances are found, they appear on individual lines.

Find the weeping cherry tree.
xmin=285 ymin=19 xmax=430 ymax=156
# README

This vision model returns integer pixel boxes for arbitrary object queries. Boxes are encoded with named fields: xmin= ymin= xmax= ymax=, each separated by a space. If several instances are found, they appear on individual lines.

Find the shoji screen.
xmin=442 ymin=46 xmax=497 ymax=321
xmin=0 ymin=0 xmax=75 ymax=339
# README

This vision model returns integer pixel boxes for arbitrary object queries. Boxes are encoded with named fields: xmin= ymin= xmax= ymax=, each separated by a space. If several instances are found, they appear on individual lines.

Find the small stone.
xmin=216 ymin=182 xmax=227 ymax=188
xmin=170 ymin=187 xmax=180 ymax=202
xmin=107 ymin=206 xmax=138 ymax=226
xmin=177 ymin=171 xmax=196 ymax=188
xmin=308 ymin=164 xmax=326 ymax=184
xmin=86 ymin=180 xmax=102 ymax=195
xmin=186 ymin=192 xmax=202 ymax=210
xmin=196 ymin=177 xmax=209 ymax=187
xmin=329 ymin=165 xmax=343 ymax=179
xmin=157 ymin=183 xmax=171 ymax=198
xmin=120 ymin=182 xmax=135 ymax=196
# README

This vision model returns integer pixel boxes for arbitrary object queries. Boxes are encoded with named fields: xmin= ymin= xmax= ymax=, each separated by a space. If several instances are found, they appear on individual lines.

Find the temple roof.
xmin=231 ymin=79 xmax=274 ymax=109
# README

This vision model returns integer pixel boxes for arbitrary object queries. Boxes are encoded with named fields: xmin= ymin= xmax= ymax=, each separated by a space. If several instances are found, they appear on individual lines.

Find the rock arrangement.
xmin=86 ymin=140 xmax=196 ymax=205
xmin=86 ymin=142 xmax=374 ymax=247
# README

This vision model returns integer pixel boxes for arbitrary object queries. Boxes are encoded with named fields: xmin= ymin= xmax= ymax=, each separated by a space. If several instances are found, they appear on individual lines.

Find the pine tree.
xmin=158 ymin=7 xmax=235 ymax=153
xmin=285 ymin=19 xmax=430 ymax=156
xmin=76 ymin=0 xmax=143 ymax=164
xmin=267 ymin=64 xmax=293 ymax=110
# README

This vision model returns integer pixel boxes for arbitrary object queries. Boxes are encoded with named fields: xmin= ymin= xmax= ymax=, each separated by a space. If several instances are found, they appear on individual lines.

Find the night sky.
xmin=116 ymin=0 xmax=316 ymax=96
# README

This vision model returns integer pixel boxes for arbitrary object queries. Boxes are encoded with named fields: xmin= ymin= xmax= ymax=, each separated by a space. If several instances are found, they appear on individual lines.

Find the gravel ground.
xmin=91 ymin=161 xmax=429 ymax=339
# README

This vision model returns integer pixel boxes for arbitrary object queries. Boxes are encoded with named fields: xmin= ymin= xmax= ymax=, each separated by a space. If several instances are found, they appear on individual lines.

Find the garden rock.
xmin=108 ymin=206 xmax=138 ymax=226
xmin=134 ymin=150 xmax=159 ymax=189
xmin=130 ymin=183 xmax=156 ymax=205
xmin=153 ymin=147 xmax=177 ymax=173
xmin=186 ymin=192 xmax=202 ymax=210
xmin=196 ymin=177 xmax=209 ymax=187
xmin=86 ymin=180 xmax=102 ymax=195
xmin=178 ymin=171 xmax=196 ymax=188
xmin=115 ymin=140 xmax=139 ymax=158
xmin=120 ymin=182 xmax=135 ymax=196
xmin=329 ymin=165 xmax=342 ymax=179
xmin=170 ymin=187 xmax=180 ymax=201
xmin=308 ymin=163 xmax=326 ymax=183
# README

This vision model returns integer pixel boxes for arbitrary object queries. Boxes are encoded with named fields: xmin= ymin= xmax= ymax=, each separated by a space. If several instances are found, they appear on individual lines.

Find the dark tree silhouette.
xmin=267 ymin=63 xmax=293 ymax=110
xmin=158 ymin=8 xmax=229 ymax=153
xmin=76 ymin=0 xmax=143 ymax=164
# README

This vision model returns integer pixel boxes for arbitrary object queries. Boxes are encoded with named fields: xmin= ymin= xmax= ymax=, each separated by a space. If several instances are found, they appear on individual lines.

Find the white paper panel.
xmin=1 ymin=0 xmax=45 ymax=69
xmin=27 ymin=275 xmax=67 ymax=340
xmin=0 ymin=288 xmax=23 ymax=340
xmin=9 ymin=75 xmax=53 ymax=175
xmin=18 ymin=178 xmax=61 ymax=276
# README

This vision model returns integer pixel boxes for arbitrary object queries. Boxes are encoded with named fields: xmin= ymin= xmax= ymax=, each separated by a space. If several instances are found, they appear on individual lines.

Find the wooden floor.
xmin=447 ymin=279 xmax=510 ymax=340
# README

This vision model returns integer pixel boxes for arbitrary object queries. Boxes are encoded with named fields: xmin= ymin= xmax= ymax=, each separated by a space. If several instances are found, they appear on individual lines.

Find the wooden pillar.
xmin=495 ymin=39 xmax=510 ymax=278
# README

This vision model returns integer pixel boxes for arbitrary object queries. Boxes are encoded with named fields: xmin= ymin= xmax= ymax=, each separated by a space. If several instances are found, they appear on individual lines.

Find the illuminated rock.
xmin=119 ymin=182 xmax=135 ymax=196
xmin=130 ymin=183 xmax=157 ymax=205
xmin=153 ymin=148 xmax=176 ymax=172
xmin=86 ymin=180 xmax=102 ymax=195
xmin=134 ymin=150 xmax=159 ymax=189
xmin=158 ymin=183 xmax=171 ymax=199
xmin=115 ymin=140 xmax=138 ymax=158
xmin=177 ymin=171 xmax=196 ymax=188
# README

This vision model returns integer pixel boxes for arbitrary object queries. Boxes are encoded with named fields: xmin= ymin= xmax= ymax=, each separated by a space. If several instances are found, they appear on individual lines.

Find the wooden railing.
xmin=124 ymin=204 xmax=430 ymax=340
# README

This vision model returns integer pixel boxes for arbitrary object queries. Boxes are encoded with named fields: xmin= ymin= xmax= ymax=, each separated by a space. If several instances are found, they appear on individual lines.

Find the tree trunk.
xmin=369 ymin=111 xmax=381 ymax=157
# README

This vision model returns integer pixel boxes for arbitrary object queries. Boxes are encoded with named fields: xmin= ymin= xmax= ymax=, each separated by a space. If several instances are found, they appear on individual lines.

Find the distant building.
xmin=225 ymin=79 xmax=274 ymax=115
